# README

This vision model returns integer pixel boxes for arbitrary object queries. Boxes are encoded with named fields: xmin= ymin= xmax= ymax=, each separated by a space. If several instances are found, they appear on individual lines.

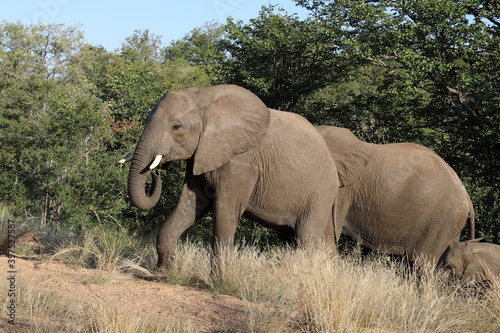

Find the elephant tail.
xmin=468 ymin=199 xmax=475 ymax=240
xmin=332 ymin=197 xmax=344 ymax=244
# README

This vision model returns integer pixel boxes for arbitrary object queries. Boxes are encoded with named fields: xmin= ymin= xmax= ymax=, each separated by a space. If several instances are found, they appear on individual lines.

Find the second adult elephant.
xmin=121 ymin=85 xmax=339 ymax=272
xmin=316 ymin=126 xmax=475 ymax=264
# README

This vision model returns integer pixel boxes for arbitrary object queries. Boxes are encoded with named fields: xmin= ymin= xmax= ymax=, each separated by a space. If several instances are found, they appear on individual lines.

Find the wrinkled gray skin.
xmin=126 ymin=85 xmax=339 ymax=272
xmin=315 ymin=126 xmax=475 ymax=264
xmin=438 ymin=239 xmax=500 ymax=285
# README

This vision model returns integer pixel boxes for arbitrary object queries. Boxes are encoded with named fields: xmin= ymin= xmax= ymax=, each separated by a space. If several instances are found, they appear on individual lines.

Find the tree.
xmin=121 ymin=29 xmax=163 ymax=64
xmin=0 ymin=22 xmax=117 ymax=228
xmin=219 ymin=5 xmax=347 ymax=111
xmin=164 ymin=21 xmax=226 ymax=67
xmin=0 ymin=24 xmax=207 ymax=233
xmin=163 ymin=22 xmax=226 ymax=88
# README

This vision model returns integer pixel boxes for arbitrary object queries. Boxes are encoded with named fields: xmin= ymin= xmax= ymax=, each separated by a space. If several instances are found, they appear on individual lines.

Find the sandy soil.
xmin=0 ymin=256 xmax=254 ymax=333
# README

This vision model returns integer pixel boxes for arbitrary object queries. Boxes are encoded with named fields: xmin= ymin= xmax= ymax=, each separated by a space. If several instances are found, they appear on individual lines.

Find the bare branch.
xmin=0 ymin=66 xmax=18 ymax=79
xmin=365 ymin=56 xmax=404 ymax=69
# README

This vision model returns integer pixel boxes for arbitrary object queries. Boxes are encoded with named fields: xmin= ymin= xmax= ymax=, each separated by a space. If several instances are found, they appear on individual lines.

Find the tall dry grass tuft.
xmin=206 ymin=245 xmax=288 ymax=300
xmin=155 ymin=239 xmax=211 ymax=286
xmin=481 ymin=266 xmax=500 ymax=324
xmin=285 ymin=251 xmax=473 ymax=332
xmin=45 ymin=226 xmax=155 ymax=283
xmin=0 ymin=205 xmax=43 ymax=256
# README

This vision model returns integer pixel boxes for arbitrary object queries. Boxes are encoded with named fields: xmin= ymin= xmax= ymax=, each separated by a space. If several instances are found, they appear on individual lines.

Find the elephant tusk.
xmin=150 ymin=154 xmax=163 ymax=170
xmin=119 ymin=155 xmax=134 ymax=164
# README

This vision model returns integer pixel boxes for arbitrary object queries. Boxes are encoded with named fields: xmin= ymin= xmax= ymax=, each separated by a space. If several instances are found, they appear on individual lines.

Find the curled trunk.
xmin=127 ymin=146 xmax=163 ymax=210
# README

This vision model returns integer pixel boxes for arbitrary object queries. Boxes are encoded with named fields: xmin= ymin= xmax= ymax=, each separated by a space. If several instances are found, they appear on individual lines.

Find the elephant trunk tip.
xmin=119 ymin=155 xmax=134 ymax=164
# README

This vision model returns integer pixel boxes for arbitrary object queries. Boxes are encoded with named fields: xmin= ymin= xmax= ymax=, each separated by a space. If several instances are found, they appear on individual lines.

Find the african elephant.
xmin=438 ymin=239 xmax=500 ymax=285
xmin=120 ymin=85 xmax=339 ymax=272
xmin=315 ymin=126 xmax=475 ymax=264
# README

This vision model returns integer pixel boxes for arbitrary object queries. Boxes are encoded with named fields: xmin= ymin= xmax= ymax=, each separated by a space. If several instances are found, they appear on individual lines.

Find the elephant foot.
xmin=155 ymin=251 xmax=175 ymax=274
xmin=154 ymin=269 xmax=172 ymax=281
xmin=154 ymin=259 xmax=172 ymax=277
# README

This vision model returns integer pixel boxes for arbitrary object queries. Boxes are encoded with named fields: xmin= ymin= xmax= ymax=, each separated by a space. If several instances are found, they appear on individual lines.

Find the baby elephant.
xmin=438 ymin=239 xmax=500 ymax=285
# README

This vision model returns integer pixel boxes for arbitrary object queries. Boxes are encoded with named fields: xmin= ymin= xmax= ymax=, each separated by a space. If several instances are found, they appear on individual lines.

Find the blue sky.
xmin=1 ymin=0 xmax=309 ymax=51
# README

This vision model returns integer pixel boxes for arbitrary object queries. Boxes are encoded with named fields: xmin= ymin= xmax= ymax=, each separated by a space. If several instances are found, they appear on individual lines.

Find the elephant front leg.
xmin=211 ymin=214 xmax=240 ymax=278
xmin=210 ymin=168 xmax=256 ymax=277
xmin=156 ymin=182 xmax=212 ymax=273
xmin=210 ymin=194 xmax=248 ymax=277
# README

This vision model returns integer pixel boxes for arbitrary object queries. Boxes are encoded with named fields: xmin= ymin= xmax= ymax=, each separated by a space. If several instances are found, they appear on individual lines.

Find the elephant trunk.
xmin=127 ymin=139 xmax=164 ymax=210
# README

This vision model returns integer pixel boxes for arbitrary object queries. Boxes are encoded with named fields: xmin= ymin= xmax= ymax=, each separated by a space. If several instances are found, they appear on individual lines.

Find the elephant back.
xmin=315 ymin=126 xmax=373 ymax=187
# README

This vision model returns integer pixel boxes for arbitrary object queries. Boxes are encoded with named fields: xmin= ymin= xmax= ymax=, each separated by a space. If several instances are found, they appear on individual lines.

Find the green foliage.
xmin=164 ymin=21 xmax=226 ymax=68
xmin=0 ymin=22 xmax=115 ymax=229
xmin=1 ymin=0 xmax=499 ymax=248
xmin=219 ymin=5 xmax=346 ymax=111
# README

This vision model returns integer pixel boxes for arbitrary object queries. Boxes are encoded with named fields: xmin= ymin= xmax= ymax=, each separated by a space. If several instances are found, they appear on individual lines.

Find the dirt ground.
xmin=0 ymin=256 xmax=254 ymax=333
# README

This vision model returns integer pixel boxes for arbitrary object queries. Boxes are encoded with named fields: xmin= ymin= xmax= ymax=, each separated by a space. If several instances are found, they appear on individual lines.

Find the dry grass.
xmin=0 ymin=277 xmax=198 ymax=333
xmin=165 ymin=243 xmax=500 ymax=333
xmin=482 ymin=266 xmax=500 ymax=325
xmin=0 ymin=206 xmax=43 ymax=256
xmin=3 ymin=210 xmax=499 ymax=332
xmin=44 ymin=226 xmax=155 ymax=282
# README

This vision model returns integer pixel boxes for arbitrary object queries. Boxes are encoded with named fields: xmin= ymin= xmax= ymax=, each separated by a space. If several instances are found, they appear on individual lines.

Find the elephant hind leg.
xmin=412 ymin=233 xmax=454 ymax=266
xmin=295 ymin=196 xmax=337 ymax=252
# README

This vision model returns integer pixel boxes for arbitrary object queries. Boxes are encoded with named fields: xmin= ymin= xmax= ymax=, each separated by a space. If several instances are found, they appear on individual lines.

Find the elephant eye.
xmin=172 ymin=124 xmax=182 ymax=131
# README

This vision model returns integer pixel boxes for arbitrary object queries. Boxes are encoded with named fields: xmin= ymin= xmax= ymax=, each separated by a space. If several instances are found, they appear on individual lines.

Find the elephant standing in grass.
xmin=438 ymin=239 xmax=500 ymax=285
xmin=120 ymin=85 xmax=339 ymax=272
xmin=315 ymin=126 xmax=475 ymax=264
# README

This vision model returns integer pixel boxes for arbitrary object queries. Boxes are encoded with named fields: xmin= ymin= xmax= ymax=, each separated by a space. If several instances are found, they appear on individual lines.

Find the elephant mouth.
xmin=120 ymin=154 xmax=165 ymax=170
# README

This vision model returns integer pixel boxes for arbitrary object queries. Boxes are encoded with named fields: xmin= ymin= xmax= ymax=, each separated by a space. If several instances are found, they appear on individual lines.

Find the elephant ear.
xmin=193 ymin=85 xmax=270 ymax=175
xmin=465 ymin=245 xmax=500 ymax=279
xmin=316 ymin=126 xmax=372 ymax=187
xmin=464 ymin=252 xmax=488 ymax=281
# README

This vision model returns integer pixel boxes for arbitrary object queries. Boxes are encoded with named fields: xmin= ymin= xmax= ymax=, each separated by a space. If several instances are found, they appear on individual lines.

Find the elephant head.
xmin=437 ymin=238 xmax=498 ymax=284
xmin=121 ymin=85 xmax=270 ymax=210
